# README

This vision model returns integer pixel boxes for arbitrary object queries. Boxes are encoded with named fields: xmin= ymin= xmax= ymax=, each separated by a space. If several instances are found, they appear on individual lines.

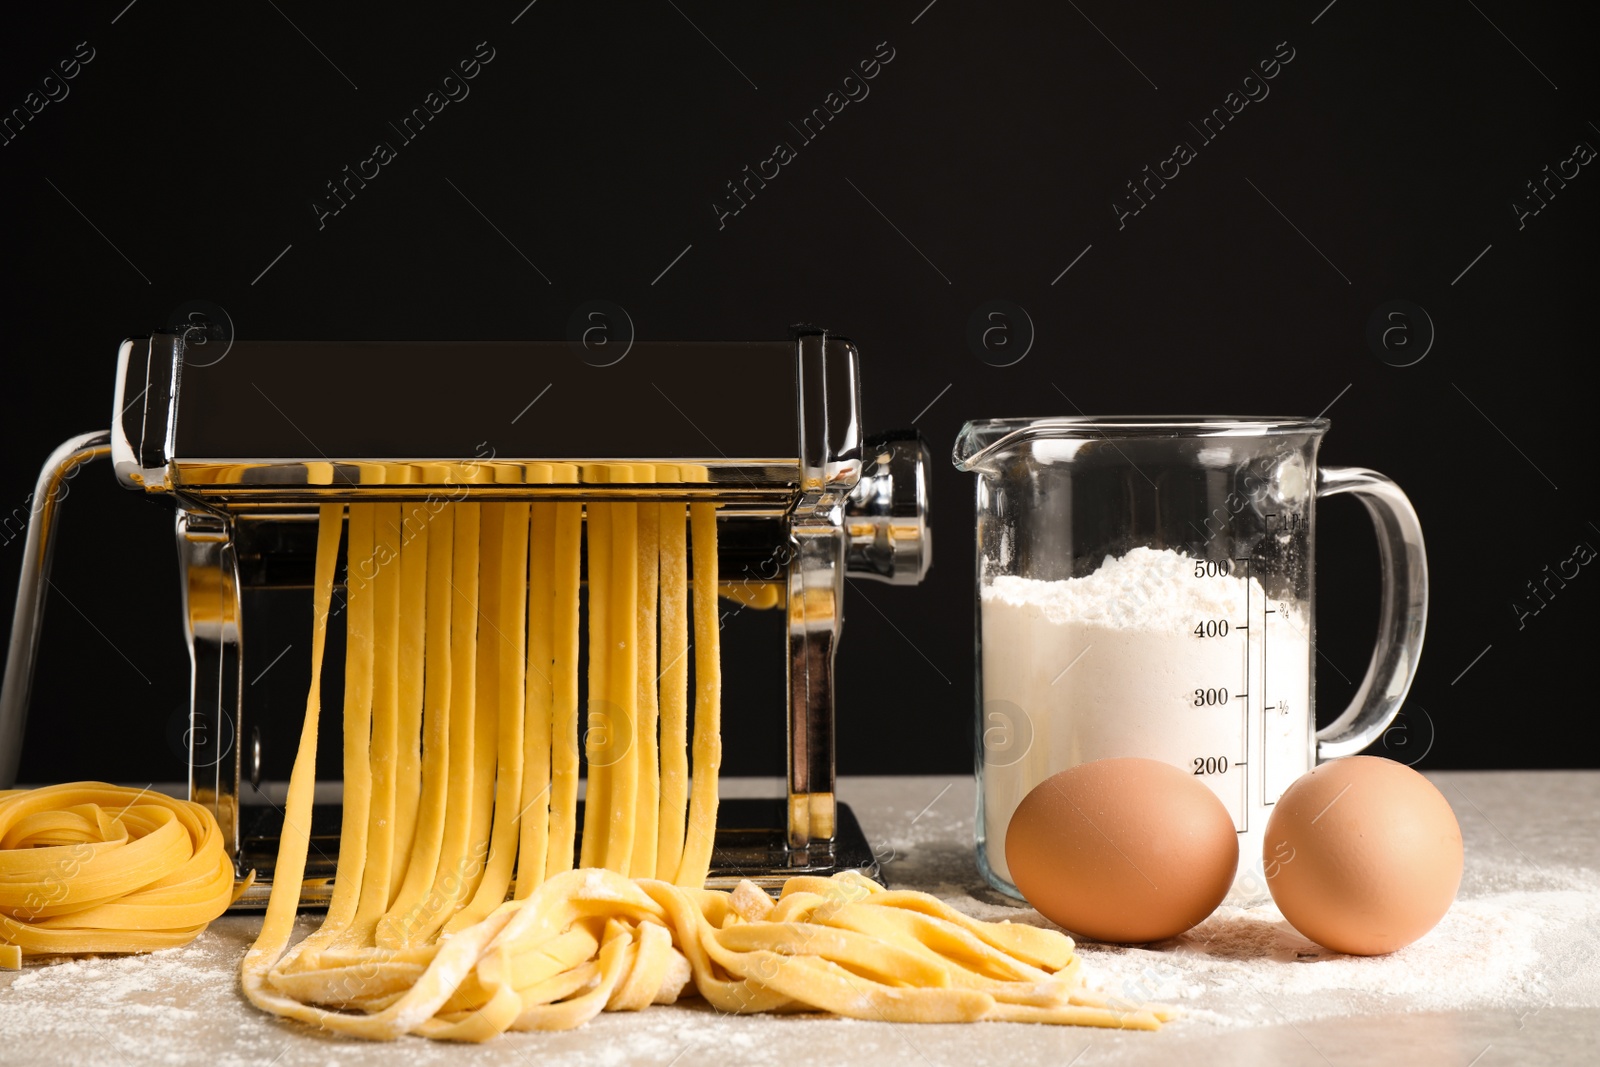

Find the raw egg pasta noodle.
xmin=0 ymin=782 xmax=242 ymax=967
xmin=631 ymin=488 xmax=661 ymax=879
xmin=676 ymin=500 xmax=722 ymax=887
xmin=243 ymin=498 xmax=1169 ymax=1037
xmin=655 ymin=477 xmax=690 ymax=880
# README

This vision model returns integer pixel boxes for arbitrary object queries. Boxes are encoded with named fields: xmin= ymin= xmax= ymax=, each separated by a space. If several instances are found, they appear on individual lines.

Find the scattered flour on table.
xmin=0 ymin=921 xmax=940 ymax=1067
xmin=0 ymin=941 xmax=250 ymax=1066
xmin=4 ymin=868 xmax=1597 ymax=1061
xmin=940 ymin=875 xmax=1600 ymax=1028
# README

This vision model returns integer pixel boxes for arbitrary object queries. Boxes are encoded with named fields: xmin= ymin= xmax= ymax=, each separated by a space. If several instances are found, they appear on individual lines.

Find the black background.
xmin=2 ymin=1 xmax=1593 ymax=784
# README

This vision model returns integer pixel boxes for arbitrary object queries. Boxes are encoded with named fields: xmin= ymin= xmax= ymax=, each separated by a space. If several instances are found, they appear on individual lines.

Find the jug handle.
xmin=1314 ymin=465 xmax=1429 ymax=759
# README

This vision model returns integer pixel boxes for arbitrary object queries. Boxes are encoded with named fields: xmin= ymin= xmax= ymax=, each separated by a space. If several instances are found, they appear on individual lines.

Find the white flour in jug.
xmin=978 ymin=547 xmax=1311 ymax=901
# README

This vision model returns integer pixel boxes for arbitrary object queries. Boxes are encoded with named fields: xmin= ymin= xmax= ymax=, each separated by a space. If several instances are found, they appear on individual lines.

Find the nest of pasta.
xmin=0 ymin=783 xmax=241 ymax=969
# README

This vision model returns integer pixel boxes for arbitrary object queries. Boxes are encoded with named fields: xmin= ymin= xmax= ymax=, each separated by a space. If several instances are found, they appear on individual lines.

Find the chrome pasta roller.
xmin=0 ymin=328 xmax=931 ymax=904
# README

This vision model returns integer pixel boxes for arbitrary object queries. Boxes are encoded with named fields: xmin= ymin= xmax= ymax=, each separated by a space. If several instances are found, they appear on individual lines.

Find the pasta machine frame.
xmin=0 ymin=328 xmax=931 ymax=904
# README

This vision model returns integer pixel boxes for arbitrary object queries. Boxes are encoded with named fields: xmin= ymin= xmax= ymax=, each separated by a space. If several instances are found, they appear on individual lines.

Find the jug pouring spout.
xmin=952 ymin=418 xmax=1087 ymax=475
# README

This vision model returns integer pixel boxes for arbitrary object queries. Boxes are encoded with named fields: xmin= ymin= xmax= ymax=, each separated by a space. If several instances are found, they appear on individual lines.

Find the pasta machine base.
xmin=233 ymin=798 xmax=880 ymax=908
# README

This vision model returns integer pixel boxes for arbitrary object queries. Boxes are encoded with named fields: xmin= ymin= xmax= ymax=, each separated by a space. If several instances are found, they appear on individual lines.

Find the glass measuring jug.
xmin=953 ymin=417 xmax=1427 ymax=905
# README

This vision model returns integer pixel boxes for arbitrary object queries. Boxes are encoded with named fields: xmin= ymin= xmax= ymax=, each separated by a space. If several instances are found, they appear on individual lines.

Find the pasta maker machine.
xmin=0 ymin=329 xmax=931 ymax=904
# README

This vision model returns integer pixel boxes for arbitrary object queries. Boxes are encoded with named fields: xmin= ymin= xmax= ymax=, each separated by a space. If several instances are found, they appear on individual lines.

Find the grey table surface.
xmin=2 ymin=771 xmax=1596 ymax=1067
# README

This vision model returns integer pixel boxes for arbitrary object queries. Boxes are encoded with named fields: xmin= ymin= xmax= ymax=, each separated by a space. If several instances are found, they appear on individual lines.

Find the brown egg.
xmin=1005 ymin=757 xmax=1239 ymax=943
xmin=1264 ymin=756 xmax=1462 ymax=956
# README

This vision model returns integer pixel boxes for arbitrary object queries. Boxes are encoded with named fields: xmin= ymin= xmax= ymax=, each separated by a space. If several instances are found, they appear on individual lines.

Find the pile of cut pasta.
xmin=253 ymin=864 xmax=1169 ymax=1039
xmin=239 ymin=497 xmax=1169 ymax=1038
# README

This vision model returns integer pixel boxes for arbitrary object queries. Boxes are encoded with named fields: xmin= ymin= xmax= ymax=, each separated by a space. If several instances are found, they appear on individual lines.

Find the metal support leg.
xmin=787 ymin=519 xmax=845 ymax=849
xmin=176 ymin=509 xmax=244 ymax=858
xmin=0 ymin=430 xmax=113 ymax=788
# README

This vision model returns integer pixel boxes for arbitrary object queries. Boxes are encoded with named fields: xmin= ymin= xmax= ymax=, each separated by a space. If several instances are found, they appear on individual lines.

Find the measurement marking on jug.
xmin=1258 ymin=548 xmax=1268 ymax=812
xmin=1241 ymin=556 xmax=1251 ymax=835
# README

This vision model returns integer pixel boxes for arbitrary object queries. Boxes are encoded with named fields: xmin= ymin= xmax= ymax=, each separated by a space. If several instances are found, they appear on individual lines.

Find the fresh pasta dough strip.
xmin=446 ymin=503 xmax=529 ymax=934
xmin=814 ymin=903 xmax=1051 ymax=988
xmin=984 ymin=1001 xmax=1164 ymax=1030
xmin=354 ymin=502 xmax=403 ymax=934
xmin=517 ymin=496 xmax=555 ymax=895
xmin=408 ymin=501 xmax=483 ymax=943
xmin=675 ymin=502 xmax=721 ymax=887
xmin=603 ymin=498 xmax=639 ymax=875
xmin=331 ymin=503 xmax=376 ymax=933
xmin=266 ymin=950 xmax=427 ymax=1006
xmin=1062 ymin=986 xmax=1180 ymax=1022
xmin=502 ymin=922 xmax=601 ymax=990
xmin=864 ymin=890 xmax=1075 ymax=971
xmin=713 ymin=922 xmax=949 ymax=988
xmin=241 ymin=504 xmax=342 ymax=1010
xmin=389 ymin=496 xmax=429 ymax=903
xmin=500 ymin=919 xmax=633 ymax=1033
xmin=544 ymin=499 xmax=583 ymax=879
xmin=462 ymin=502 xmax=503 ymax=889
xmin=578 ymin=500 xmax=611 ymax=870
xmin=715 ymin=948 xmax=995 ymax=1023
xmin=634 ymin=877 xmax=792 ymax=1016
xmin=631 ymin=489 xmax=660 ymax=878
xmin=607 ymin=919 xmax=678 ymax=1010
xmin=281 ymin=504 xmax=375 ymax=970
xmin=768 ymin=885 xmax=1053 ymax=996
xmin=376 ymin=505 xmax=455 ymax=947
xmin=654 ymin=498 xmax=689 ymax=880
